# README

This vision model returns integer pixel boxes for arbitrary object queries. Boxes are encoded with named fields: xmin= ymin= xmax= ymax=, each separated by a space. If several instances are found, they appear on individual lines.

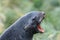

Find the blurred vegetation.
xmin=0 ymin=0 xmax=60 ymax=40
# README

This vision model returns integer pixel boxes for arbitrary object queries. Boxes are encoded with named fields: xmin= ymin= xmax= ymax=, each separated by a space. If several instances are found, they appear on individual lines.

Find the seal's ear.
xmin=24 ymin=25 xmax=29 ymax=30
xmin=24 ymin=24 xmax=32 ymax=30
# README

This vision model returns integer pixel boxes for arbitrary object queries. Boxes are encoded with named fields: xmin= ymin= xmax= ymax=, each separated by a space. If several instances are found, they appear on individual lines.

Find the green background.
xmin=0 ymin=0 xmax=60 ymax=40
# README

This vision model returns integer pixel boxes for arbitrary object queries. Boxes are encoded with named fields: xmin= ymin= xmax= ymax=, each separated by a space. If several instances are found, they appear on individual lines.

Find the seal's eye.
xmin=32 ymin=18 xmax=35 ymax=20
xmin=32 ymin=17 xmax=36 ymax=21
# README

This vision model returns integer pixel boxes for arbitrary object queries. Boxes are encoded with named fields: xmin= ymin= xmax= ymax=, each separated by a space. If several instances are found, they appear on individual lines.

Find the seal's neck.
xmin=23 ymin=29 xmax=37 ymax=40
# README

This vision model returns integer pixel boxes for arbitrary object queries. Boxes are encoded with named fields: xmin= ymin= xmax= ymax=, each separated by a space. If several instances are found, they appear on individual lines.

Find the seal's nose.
xmin=41 ymin=12 xmax=45 ymax=15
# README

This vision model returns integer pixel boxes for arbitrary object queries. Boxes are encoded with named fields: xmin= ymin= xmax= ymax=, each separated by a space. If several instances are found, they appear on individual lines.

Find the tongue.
xmin=37 ymin=24 xmax=44 ymax=33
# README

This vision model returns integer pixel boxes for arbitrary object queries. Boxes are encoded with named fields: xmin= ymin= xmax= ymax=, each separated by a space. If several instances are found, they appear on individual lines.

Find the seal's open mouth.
xmin=37 ymin=24 xmax=44 ymax=33
xmin=37 ymin=15 xmax=45 ymax=33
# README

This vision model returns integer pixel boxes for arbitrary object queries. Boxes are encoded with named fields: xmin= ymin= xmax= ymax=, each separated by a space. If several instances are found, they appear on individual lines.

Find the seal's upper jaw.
xmin=36 ymin=11 xmax=45 ymax=23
